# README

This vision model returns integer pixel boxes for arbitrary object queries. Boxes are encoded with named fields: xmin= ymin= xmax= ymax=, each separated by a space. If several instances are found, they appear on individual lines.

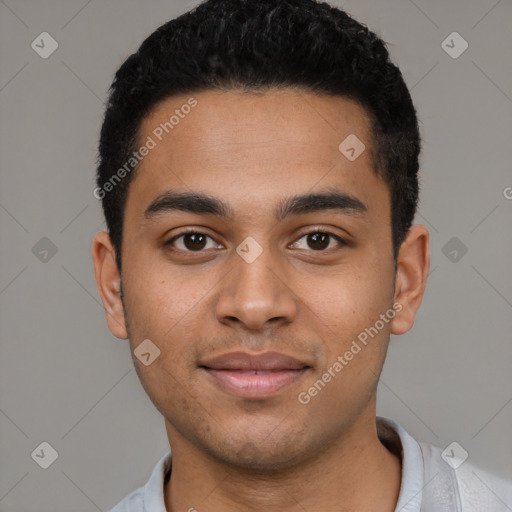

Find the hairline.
xmin=115 ymin=86 xmax=393 ymax=270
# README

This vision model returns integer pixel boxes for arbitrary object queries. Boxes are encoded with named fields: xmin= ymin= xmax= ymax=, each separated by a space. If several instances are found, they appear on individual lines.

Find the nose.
xmin=214 ymin=242 xmax=298 ymax=332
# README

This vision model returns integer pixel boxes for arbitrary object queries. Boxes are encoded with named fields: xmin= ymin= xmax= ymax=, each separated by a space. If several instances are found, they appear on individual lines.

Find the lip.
xmin=199 ymin=351 xmax=311 ymax=399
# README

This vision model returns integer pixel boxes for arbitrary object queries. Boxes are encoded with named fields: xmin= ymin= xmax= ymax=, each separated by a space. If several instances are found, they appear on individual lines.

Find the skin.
xmin=93 ymin=89 xmax=430 ymax=511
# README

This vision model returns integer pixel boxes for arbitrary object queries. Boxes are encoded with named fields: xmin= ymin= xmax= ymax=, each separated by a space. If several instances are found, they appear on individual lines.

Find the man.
xmin=92 ymin=0 xmax=512 ymax=510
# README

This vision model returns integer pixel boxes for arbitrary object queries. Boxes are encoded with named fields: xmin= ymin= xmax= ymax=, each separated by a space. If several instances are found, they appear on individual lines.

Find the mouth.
xmin=199 ymin=351 xmax=312 ymax=399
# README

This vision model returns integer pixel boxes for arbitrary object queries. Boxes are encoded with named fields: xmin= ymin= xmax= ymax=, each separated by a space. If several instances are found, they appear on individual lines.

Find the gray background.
xmin=1 ymin=0 xmax=511 ymax=510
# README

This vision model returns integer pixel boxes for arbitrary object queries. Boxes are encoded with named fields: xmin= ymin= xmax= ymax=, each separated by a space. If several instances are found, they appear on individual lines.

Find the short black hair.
xmin=96 ymin=0 xmax=420 ymax=271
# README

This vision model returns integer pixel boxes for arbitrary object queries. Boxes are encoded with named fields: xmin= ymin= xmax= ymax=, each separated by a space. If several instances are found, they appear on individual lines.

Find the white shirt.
xmin=110 ymin=416 xmax=512 ymax=511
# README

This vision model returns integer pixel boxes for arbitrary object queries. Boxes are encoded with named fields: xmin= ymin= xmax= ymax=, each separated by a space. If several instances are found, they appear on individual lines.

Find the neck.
xmin=164 ymin=413 xmax=402 ymax=512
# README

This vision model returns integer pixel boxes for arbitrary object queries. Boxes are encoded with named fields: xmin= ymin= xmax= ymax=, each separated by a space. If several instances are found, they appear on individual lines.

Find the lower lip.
xmin=202 ymin=368 xmax=309 ymax=399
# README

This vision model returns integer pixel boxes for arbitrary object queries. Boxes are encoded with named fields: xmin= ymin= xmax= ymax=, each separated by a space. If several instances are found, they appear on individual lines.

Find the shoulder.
xmin=109 ymin=485 xmax=144 ymax=512
xmin=418 ymin=440 xmax=512 ymax=512
xmin=108 ymin=451 xmax=172 ymax=512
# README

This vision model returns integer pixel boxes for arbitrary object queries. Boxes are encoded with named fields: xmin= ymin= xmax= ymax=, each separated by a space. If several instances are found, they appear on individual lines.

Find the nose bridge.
xmin=215 ymin=237 xmax=297 ymax=330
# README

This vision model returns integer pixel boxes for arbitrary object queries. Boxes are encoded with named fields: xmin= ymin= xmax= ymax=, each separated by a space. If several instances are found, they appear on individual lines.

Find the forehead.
xmin=125 ymin=89 xmax=387 ymax=222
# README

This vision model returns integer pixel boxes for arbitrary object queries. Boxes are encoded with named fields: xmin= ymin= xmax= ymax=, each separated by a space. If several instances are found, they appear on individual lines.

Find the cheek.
xmin=135 ymin=357 xmax=204 ymax=428
xmin=124 ymin=255 xmax=205 ymax=331
xmin=122 ymin=281 xmax=203 ymax=394
xmin=308 ymin=261 xmax=394 ymax=369
xmin=127 ymin=284 xmax=204 ymax=409
xmin=314 ymin=267 xmax=392 ymax=326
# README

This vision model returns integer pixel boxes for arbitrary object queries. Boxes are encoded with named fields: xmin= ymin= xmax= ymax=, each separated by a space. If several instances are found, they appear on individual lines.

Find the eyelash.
xmin=164 ymin=228 xmax=347 ymax=253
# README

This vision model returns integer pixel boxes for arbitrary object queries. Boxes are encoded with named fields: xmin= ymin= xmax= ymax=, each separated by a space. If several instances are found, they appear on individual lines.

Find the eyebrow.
xmin=143 ymin=187 xmax=367 ymax=222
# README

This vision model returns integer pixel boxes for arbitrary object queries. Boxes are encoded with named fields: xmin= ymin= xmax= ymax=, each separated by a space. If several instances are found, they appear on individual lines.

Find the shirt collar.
xmin=142 ymin=450 xmax=171 ymax=512
xmin=377 ymin=416 xmax=425 ymax=512
xmin=143 ymin=417 xmax=425 ymax=512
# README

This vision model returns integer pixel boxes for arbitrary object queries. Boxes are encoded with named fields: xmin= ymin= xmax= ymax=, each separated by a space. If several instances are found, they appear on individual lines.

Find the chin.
xmin=204 ymin=433 xmax=309 ymax=472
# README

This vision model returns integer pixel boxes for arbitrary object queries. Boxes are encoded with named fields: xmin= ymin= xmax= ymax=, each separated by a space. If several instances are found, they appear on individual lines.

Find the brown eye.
xmin=293 ymin=231 xmax=345 ymax=251
xmin=182 ymin=233 xmax=207 ymax=250
xmin=307 ymin=232 xmax=330 ymax=250
xmin=165 ymin=231 xmax=219 ymax=252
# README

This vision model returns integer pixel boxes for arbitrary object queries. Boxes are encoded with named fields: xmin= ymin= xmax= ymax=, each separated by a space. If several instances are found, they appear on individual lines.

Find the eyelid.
xmin=290 ymin=228 xmax=348 ymax=250
xmin=165 ymin=228 xmax=221 ymax=251
xmin=164 ymin=226 xmax=348 ymax=253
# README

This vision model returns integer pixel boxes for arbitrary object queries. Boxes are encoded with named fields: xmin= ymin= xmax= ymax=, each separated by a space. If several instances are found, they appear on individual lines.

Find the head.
xmin=93 ymin=0 xmax=429 ymax=470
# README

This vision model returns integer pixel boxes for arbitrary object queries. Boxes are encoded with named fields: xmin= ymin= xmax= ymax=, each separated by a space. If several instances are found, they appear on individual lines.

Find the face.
xmin=93 ymin=89 xmax=429 ymax=471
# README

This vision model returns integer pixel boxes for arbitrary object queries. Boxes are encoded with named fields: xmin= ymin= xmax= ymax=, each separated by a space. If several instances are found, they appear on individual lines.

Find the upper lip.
xmin=199 ymin=351 xmax=310 ymax=371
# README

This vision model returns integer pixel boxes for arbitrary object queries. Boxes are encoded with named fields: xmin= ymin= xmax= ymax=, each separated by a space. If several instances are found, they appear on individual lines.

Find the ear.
xmin=92 ymin=231 xmax=128 ymax=339
xmin=390 ymin=225 xmax=430 ymax=335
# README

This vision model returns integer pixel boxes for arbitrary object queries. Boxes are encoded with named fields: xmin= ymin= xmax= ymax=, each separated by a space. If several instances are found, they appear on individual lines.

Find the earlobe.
xmin=91 ymin=231 xmax=128 ymax=339
xmin=390 ymin=225 xmax=430 ymax=335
